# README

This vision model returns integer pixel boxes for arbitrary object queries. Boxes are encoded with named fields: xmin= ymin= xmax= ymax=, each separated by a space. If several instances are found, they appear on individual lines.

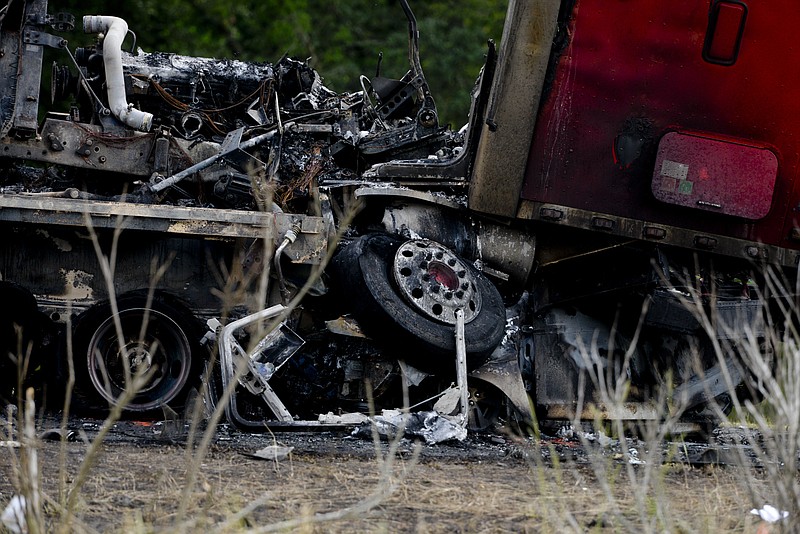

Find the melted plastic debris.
xmin=353 ymin=409 xmax=467 ymax=445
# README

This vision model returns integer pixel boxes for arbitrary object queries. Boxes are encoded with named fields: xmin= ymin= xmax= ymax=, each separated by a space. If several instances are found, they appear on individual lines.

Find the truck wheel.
xmin=75 ymin=295 xmax=201 ymax=413
xmin=332 ymin=233 xmax=505 ymax=372
xmin=0 ymin=282 xmax=39 ymax=404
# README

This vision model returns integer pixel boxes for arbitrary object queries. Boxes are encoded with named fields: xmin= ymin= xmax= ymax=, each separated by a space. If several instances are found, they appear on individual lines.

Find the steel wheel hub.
xmin=121 ymin=342 xmax=154 ymax=375
xmin=86 ymin=307 xmax=192 ymax=411
xmin=392 ymin=239 xmax=481 ymax=324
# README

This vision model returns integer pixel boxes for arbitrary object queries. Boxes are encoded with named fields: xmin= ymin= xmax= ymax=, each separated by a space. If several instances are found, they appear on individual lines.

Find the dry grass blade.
xmin=247 ymin=433 xmax=421 ymax=533
xmin=20 ymin=388 xmax=44 ymax=534
xmin=175 ymin=195 xmax=362 ymax=526
xmin=54 ymin=210 xmax=176 ymax=532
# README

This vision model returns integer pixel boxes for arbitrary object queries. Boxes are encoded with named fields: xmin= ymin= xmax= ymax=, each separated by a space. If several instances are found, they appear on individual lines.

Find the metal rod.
xmin=454 ymin=308 xmax=469 ymax=428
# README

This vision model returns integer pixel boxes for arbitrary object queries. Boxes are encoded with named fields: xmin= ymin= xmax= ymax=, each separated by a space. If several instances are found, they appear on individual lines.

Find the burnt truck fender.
xmin=355 ymin=186 xmax=537 ymax=294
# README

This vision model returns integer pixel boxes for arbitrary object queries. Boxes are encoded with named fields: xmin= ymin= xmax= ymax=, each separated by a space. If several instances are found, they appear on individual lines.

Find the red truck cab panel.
xmin=522 ymin=0 xmax=800 ymax=254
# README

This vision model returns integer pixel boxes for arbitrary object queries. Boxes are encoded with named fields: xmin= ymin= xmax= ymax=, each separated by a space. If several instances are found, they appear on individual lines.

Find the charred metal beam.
xmin=518 ymin=199 xmax=800 ymax=269
xmin=0 ymin=194 xmax=328 ymax=262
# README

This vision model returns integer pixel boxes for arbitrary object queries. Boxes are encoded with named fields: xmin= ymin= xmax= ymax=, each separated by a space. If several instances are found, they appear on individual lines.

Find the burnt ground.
xmin=0 ymin=412 xmax=784 ymax=533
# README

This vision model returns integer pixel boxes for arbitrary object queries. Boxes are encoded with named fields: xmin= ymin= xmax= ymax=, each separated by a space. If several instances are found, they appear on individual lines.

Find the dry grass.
xmin=0 ymin=436 xmax=774 ymax=533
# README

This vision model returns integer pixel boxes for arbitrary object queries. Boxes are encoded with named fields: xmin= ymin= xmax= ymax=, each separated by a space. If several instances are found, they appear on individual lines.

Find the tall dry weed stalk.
xmin=19 ymin=388 xmax=44 ymax=534
xmin=548 ymin=258 xmax=800 ymax=532
xmin=173 ymin=192 xmax=363 ymax=528
xmin=699 ymin=265 xmax=800 ymax=532
xmin=565 ymin=313 xmax=692 ymax=533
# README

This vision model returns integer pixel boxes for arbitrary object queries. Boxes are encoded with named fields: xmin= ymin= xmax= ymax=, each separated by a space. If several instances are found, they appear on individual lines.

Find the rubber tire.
xmin=72 ymin=293 xmax=204 ymax=414
xmin=331 ymin=233 xmax=506 ymax=373
xmin=0 ymin=282 xmax=39 ymax=404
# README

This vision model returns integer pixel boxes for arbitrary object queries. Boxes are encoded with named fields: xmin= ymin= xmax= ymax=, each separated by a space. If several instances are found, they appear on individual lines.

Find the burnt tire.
xmin=331 ymin=233 xmax=505 ymax=373
xmin=0 ymin=282 xmax=40 ymax=404
xmin=73 ymin=293 xmax=204 ymax=413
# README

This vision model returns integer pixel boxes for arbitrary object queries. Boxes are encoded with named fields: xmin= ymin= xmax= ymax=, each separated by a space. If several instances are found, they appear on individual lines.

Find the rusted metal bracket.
xmin=23 ymin=29 xmax=66 ymax=48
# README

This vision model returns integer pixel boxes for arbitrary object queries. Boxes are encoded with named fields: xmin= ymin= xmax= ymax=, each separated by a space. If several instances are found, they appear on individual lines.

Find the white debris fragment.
xmin=251 ymin=445 xmax=294 ymax=461
xmin=597 ymin=431 xmax=616 ymax=447
xmin=556 ymin=424 xmax=574 ymax=439
xmin=579 ymin=429 xmax=616 ymax=448
xmin=1 ymin=495 xmax=27 ymax=534
xmin=354 ymin=409 xmax=467 ymax=445
xmin=627 ymin=448 xmax=645 ymax=465
xmin=432 ymin=386 xmax=462 ymax=416
xmin=397 ymin=360 xmax=429 ymax=387
xmin=317 ymin=412 xmax=369 ymax=425
xmin=501 ymin=315 xmax=520 ymax=345
xmin=750 ymin=504 xmax=789 ymax=523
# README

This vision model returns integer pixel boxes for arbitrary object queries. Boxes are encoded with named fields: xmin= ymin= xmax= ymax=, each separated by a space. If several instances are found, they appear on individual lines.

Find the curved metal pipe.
xmin=84 ymin=15 xmax=153 ymax=131
xmin=180 ymin=112 xmax=204 ymax=138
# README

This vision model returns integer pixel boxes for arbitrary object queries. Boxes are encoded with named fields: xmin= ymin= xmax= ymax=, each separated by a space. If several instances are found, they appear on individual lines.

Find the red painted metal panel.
xmin=651 ymin=131 xmax=777 ymax=220
xmin=704 ymin=1 xmax=747 ymax=64
xmin=522 ymin=0 xmax=800 ymax=249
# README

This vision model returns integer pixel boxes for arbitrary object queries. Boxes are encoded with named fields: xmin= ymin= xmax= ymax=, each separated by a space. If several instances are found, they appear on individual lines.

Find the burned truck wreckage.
xmin=0 ymin=0 xmax=797 ymax=436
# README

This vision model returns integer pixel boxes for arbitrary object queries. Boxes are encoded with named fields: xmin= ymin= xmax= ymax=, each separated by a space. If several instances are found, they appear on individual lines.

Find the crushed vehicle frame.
xmin=0 ymin=0 xmax=793 ymax=435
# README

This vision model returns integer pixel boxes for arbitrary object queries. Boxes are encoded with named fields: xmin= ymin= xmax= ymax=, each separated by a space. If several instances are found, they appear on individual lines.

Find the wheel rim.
xmin=87 ymin=308 xmax=192 ymax=411
xmin=392 ymin=239 xmax=482 ymax=325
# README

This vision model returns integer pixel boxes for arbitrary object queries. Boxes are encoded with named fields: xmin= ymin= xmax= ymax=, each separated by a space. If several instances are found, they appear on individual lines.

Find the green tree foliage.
xmin=52 ymin=0 xmax=507 ymax=126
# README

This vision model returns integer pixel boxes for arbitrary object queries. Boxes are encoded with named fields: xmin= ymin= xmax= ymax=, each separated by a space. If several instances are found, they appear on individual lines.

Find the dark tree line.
xmin=50 ymin=0 xmax=508 ymax=126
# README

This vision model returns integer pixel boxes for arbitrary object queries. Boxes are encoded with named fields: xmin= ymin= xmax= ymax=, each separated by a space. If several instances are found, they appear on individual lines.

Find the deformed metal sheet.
xmin=470 ymin=356 xmax=534 ymax=423
xmin=324 ymin=316 xmax=367 ymax=338
xmin=0 ymin=194 xmax=328 ymax=262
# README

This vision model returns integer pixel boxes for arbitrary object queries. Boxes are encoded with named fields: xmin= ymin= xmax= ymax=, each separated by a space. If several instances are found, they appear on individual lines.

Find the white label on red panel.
xmin=661 ymin=160 xmax=689 ymax=180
